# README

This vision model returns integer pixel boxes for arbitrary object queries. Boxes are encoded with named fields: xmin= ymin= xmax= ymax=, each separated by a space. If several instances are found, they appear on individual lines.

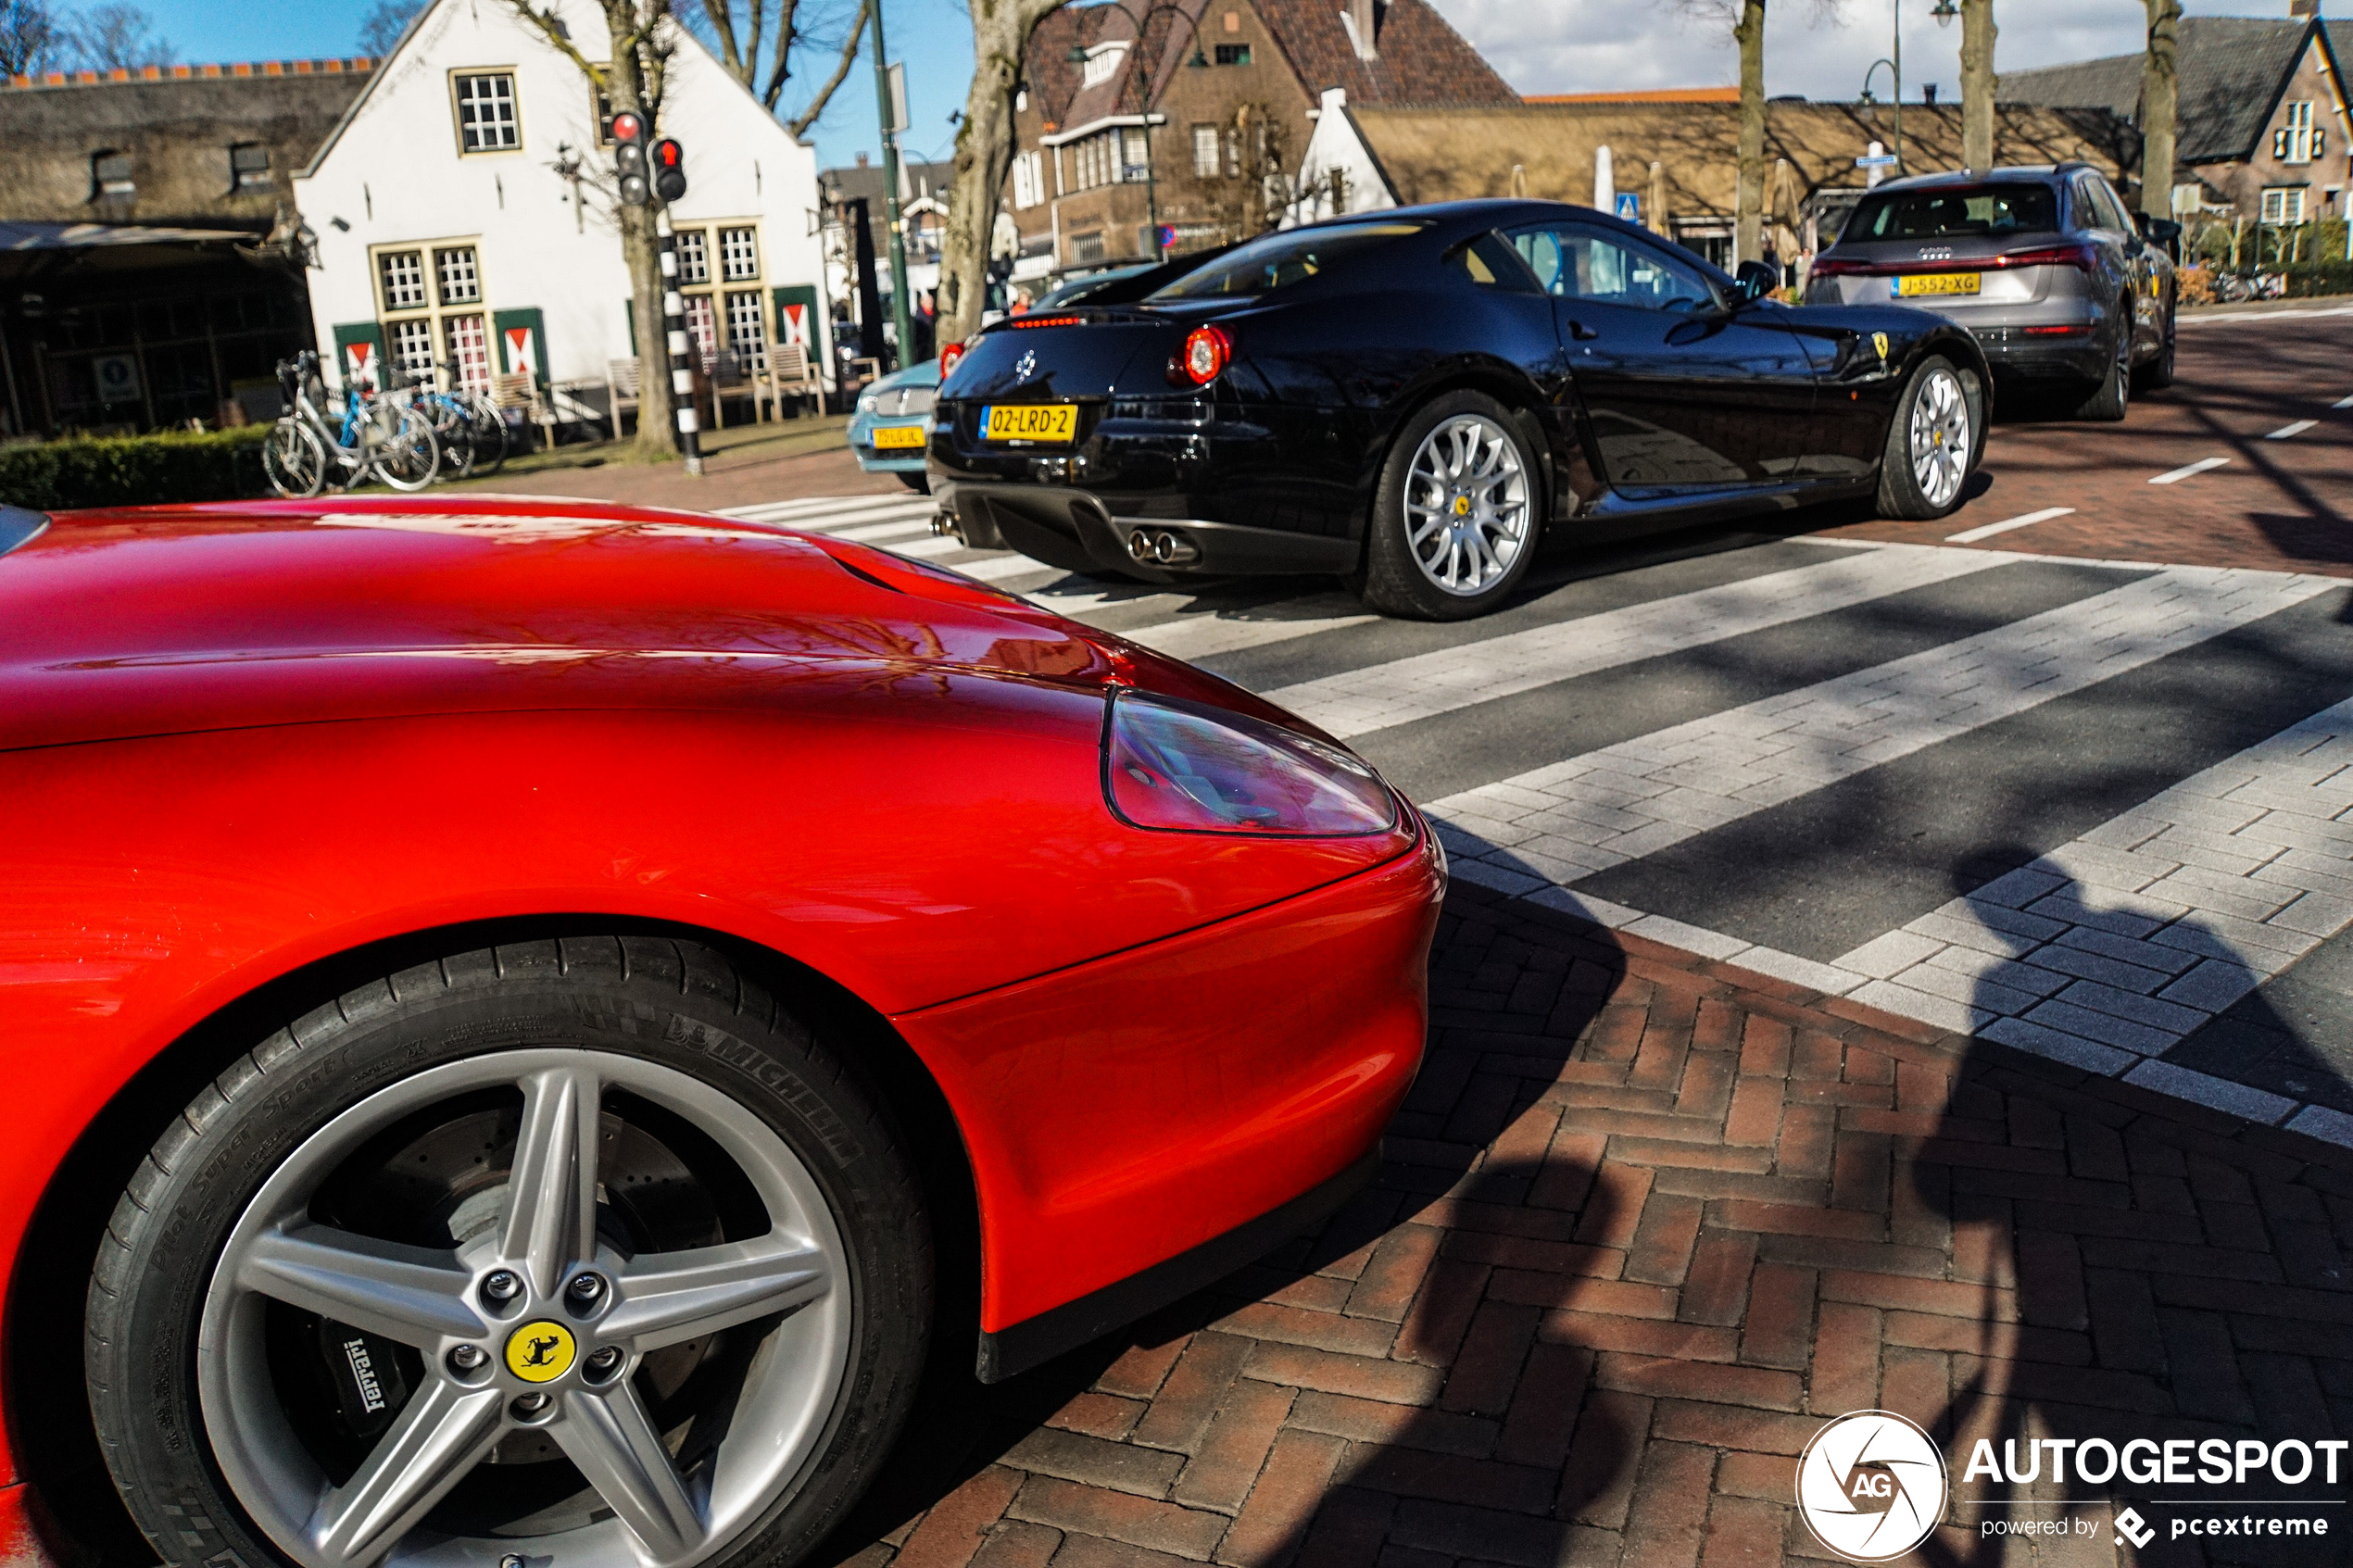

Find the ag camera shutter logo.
xmin=1796 ymin=1411 xmax=1948 ymax=1561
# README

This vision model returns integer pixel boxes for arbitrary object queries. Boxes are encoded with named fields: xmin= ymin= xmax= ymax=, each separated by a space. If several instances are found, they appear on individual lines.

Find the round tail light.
xmin=1176 ymin=324 xmax=1231 ymax=387
xmin=938 ymin=340 xmax=968 ymax=380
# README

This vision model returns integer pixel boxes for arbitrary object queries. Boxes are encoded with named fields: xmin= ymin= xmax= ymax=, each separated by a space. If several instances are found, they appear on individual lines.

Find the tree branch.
xmin=784 ymin=4 xmax=862 ymax=132
xmin=700 ymin=0 xmax=745 ymax=79
xmin=502 ymin=1 xmax=609 ymax=89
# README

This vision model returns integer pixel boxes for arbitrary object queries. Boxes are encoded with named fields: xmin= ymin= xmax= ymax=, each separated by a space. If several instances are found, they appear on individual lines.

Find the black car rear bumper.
xmin=936 ymin=479 xmax=1359 ymax=579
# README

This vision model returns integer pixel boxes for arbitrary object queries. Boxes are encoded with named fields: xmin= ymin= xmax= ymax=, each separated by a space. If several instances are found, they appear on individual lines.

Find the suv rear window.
xmin=1843 ymin=184 xmax=2058 ymax=241
xmin=1150 ymin=221 xmax=1426 ymax=299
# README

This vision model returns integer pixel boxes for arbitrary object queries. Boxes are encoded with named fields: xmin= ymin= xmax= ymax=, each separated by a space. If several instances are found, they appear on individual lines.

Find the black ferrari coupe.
xmin=927 ymin=199 xmax=1990 ymax=620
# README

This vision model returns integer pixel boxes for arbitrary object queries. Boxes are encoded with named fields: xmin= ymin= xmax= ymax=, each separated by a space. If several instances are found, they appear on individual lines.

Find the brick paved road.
xmin=817 ymin=885 xmax=2353 ymax=1568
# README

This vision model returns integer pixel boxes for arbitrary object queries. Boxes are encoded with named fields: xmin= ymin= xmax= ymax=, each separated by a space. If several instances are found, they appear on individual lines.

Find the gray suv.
xmin=1806 ymin=164 xmax=2178 ymax=420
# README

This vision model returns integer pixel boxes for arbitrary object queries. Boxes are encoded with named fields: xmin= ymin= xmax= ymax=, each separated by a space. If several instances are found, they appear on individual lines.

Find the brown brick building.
xmin=1000 ymin=0 xmax=1516 ymax=283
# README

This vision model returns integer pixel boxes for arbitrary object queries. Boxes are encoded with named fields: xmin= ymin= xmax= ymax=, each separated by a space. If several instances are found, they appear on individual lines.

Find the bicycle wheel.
xmin=466 ymin=395 xmax=510 ymax=477
xmin=434 ymin=399 xmax=478 ymax=479
xmin=262 ymin=419 xmax=327 ymax=498
xmin=367 ymin=405 xmax=443 ymax=491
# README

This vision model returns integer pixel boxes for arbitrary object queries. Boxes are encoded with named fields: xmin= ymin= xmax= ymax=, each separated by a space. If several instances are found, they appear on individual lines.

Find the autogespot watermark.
xmin=1797 ymin=1412 xmax=2347 ymax=1560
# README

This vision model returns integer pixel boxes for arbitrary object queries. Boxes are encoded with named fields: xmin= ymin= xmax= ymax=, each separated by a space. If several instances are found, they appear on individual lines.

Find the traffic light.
xmin=611 ymin=110 xmax=649 ymax=207
xmin=651 ymin=137 xmax=687 ymax=204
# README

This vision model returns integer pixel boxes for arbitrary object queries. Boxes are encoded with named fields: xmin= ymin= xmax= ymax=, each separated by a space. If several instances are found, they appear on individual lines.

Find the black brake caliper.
xmin=318 ymin=1318 xmax=411 ymax=1440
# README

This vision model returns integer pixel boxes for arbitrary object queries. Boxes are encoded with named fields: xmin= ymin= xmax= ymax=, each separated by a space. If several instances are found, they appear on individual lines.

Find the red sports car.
xmin=0 ymin=497 xmax=1441 ymax=1568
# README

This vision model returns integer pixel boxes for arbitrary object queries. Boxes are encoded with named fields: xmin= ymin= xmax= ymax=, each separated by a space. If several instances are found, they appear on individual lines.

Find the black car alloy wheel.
xmin=86 ymin=938 xmax=929 ymax=1568
xmin=1357 ymin=389 xmax=1542 ymax=621
xmin=1875 ymin=356 xmax=1976 ymax=521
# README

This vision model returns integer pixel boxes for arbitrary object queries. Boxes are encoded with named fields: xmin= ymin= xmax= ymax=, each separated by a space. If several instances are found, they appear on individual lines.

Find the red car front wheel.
xmin=85 ymin=938 xmax=930 ymax=1568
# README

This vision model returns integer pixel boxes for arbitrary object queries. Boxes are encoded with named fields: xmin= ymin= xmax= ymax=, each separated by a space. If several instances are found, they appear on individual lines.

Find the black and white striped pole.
xmin=655 ymin=208 xmax=703 ymax=478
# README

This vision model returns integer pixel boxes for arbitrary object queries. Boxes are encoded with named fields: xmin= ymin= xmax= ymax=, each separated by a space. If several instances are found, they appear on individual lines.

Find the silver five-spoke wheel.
xmin=1906 ymin=365 xmax=1970 ymax=510
xmin=198 ymin=1047 xmax=849 ymax=1568
xmin=1403 ymin=413 xmax=1531 ymax=597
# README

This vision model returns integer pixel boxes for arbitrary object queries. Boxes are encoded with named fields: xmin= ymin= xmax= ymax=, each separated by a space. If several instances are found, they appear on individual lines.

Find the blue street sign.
xmin=1856 ymin=153 xmax=1900 ymax=168
xmin=1616 ymin=193 xmax=1640 ymax=222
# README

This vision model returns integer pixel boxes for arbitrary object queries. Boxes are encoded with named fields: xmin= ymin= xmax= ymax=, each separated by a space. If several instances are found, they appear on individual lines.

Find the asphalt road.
xmin=724 ymin=304 xmax=2353 ymax=1144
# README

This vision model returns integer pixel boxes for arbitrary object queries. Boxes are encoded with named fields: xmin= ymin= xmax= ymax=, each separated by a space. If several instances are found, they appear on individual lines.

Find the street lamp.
xmin=1864 ymin=0 xmax=1957 ymax=174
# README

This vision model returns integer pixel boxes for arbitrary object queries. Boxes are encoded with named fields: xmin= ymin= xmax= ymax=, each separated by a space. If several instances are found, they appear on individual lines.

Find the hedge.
xmin=0 ymin=426 xmax=272 ymax=512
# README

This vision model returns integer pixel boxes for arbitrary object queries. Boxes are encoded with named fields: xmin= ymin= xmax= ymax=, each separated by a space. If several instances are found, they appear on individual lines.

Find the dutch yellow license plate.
xmin=1895 ymin=272 xmax=1982 ymax=297
xmin=869 ymin=424 xmax=926 ymax=450
xmin=981 ymin=404 xmax=1077 ymax=443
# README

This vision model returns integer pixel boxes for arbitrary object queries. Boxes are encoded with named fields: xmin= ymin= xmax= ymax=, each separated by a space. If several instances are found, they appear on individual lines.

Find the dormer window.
xmin=92 ymin=150 xmax=133 ymax=199
xmin=1080 ymin=42 xmax=1127 ymax=88
xmin=230 ymin=144 xmax=271 ymax=193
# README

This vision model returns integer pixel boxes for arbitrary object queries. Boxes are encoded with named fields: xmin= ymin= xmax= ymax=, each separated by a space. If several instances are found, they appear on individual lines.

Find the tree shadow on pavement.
xmin=1906 ymin=847 xmax=2352 ymax=1568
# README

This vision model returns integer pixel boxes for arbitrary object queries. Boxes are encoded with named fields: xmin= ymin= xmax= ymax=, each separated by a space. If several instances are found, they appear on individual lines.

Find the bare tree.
xmin=0 ymin=0 xmax=61 ymax=75
xmin=502 ymin=0 xmax=680 ymax=457
xmin=66 ymin=0 xmax=169 ymax=69
xmin=938 ymin=0 xmax=1071 ymax=342
xmin=357 ymin=0 xmax=424 ymax=56
xmin=694 ymin=0 xmax=864 ymax=131
xmin=2138 ymin=0 xmax=2180 ymax=218
xmin=1668 ymin=0 xmax=1839 ymax=266
xmin=1958 ymin=0 xmax=1994 ymax=170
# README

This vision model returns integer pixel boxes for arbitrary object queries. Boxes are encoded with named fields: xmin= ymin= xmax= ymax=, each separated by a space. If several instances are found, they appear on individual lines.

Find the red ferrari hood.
xmin=0 ymin=496 xmax=1170 ymax=750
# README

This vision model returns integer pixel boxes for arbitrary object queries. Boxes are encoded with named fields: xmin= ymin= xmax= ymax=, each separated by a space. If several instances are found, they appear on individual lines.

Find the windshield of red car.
xmin=1149 ymin=221 xmax=1428 ymax=299
xmin=1843 ymin=184 xmax=2058 ymax=241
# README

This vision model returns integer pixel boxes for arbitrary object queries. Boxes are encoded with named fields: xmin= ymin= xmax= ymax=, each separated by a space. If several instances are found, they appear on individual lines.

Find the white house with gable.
xmin=294 ymin=0 xmax=831 ymax=422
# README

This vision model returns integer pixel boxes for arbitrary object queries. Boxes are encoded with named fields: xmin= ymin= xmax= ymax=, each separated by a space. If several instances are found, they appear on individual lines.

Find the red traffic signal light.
xmin=611 ymin=110 xmax=650 ymax=207
xmin=651 ymin=137 xmax=687 ymax=204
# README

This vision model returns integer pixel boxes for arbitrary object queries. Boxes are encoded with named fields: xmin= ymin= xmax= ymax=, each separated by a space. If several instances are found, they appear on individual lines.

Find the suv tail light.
xmin=1994 ymin=242 xmax=2100 ymax=271
xmin=1806 ymin=257 xmax=1874 ymax=276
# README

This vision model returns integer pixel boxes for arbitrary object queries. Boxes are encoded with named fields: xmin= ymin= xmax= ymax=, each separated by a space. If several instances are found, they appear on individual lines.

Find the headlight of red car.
xmin=1102 ymin=688 xmax=1397 ymax=835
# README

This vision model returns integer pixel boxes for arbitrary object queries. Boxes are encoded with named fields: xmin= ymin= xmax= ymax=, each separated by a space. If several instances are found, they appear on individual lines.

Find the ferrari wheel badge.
xmin=505 ymin=1320 xmax=577 ymax=1382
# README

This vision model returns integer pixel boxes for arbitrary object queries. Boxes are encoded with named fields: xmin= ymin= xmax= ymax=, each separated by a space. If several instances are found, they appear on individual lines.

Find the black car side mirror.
xmin=1730 ymin=259 xmax=1780 ymax=307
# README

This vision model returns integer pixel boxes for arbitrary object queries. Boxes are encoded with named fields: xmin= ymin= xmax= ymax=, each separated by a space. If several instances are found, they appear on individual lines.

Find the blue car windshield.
xmin=1845 ymin=184 xmax=2058 ymax=240
xmin=1150 ymin=222 xmax=1427 ymax=299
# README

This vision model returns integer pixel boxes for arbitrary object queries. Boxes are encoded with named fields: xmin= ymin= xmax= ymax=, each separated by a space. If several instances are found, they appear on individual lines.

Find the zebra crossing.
xmin=720 ymin=492 xmax=2353 ymax=1142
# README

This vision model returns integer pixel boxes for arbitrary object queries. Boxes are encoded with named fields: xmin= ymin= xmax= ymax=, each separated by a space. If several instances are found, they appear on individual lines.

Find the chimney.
xmin=855 ymin=151 xmax=870 ymax=166
xmin=2290 ymin=0 xmax=2316 ymax=17
xmin=1345 ymin=0 xmax=1378 ymax=60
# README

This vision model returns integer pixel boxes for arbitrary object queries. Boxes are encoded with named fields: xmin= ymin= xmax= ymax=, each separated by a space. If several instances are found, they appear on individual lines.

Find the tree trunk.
xmin=2140 ymin=0 xmax=2180 ymax=218
xmin=1959 ymin=0 xmax=1996 ymax=172
xmin=939 ymin=0 xmax=1070 ymax=344
xmin=1733 ymin=0 xmax=1764 ymax=266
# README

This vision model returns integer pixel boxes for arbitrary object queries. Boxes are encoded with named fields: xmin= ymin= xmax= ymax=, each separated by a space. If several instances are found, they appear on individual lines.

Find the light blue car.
xmin=848 ymin=358 xmax=938 ymax=492
xmin=848 ymin=264 xmax=1159 ymax=494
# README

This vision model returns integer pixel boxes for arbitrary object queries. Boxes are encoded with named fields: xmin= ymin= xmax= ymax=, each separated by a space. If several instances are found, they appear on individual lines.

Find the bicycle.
xmin=395 ymin=358 xmax=510 ymax=480
xmin=262 ymin=353 xmax=441 ymax=498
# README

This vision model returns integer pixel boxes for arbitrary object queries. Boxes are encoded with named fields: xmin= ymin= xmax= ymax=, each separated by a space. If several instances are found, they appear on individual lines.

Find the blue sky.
xmin=107 ymin=0 xmax=2290 ymax=180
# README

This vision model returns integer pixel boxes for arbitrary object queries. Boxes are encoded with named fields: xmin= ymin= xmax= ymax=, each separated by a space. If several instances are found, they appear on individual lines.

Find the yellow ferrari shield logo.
xmin=505 ymin=1321 xmax=577 ymax=1383
xmin=1452 ymin=495 xmax=1470 ymax=517
xmin=1872 ymin=332 xmax=1890 ymax=362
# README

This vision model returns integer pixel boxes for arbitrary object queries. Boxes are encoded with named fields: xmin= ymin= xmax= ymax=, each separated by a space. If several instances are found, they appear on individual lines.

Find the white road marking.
xmin=2268 ymin=420 xmax=2318 ymax=441
xmin=1265 ymin=545 xmax=2007 ymax=740
xmin=2178 ymin=306 xmax=2353 ymax=325
xmin=1946 ymin=506 xmax=2076 ymax=545
xmin=1834 ymin=696 xmax=2353 ymax=1085
xmin=1118 ymin=598 xmax=1381 ymax=660
xmin=1432 ymin=567 xmax=2337 ymax=890
xmin=832 ymin=518 xmax=937 ymax=543
xmin=2336 ymin=394 xmax=2353 ymax=409
xmin=2148 ymin=457 xmax=2230 ymax=484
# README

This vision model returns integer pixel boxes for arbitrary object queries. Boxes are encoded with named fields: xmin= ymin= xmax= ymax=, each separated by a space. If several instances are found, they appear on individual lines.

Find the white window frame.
xmin=1013 ymin=150 xmax=1043 ymax=209
xmin=372 ymin=237 xmax=491 ymax=390
xmin=673 ymin=220 xmax=770 ymax=370
xmin=1191 ymin=124 xmax=1218 ymax=179
xmin=2260 ymin=185 xmax=2308 ymax=224
xmin=2278 ymin=101 xmax=2316 ymax=165
xmin=451 ymin=70 xmax=522 ymax=156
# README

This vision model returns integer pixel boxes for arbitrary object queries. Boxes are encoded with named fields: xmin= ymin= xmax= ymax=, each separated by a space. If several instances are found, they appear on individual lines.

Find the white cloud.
xmin=1430 ymin=0 xmax=2291 ymax=105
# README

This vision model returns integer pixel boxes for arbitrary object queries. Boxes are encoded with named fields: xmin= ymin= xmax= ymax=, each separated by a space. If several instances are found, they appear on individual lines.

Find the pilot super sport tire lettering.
xmin=1357 ymin=390 xmax=1541 ymax=621
xmin=1874 ymin=356 xmax=1975 ymax=521
xmin=84 ymin=937 xmax=928 ymax=1568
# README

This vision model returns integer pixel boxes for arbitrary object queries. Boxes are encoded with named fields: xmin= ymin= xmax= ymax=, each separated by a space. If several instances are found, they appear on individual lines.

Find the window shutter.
xmin=331 ymin=320 xmax=386 ymax=391
xmin=2275 ymin=129 xmax=2288 ymax=157
xmin=492 ymin=307 xmax=548 ymax=384
xmin=2317 ymin=130 xmax=2328 ymax=157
